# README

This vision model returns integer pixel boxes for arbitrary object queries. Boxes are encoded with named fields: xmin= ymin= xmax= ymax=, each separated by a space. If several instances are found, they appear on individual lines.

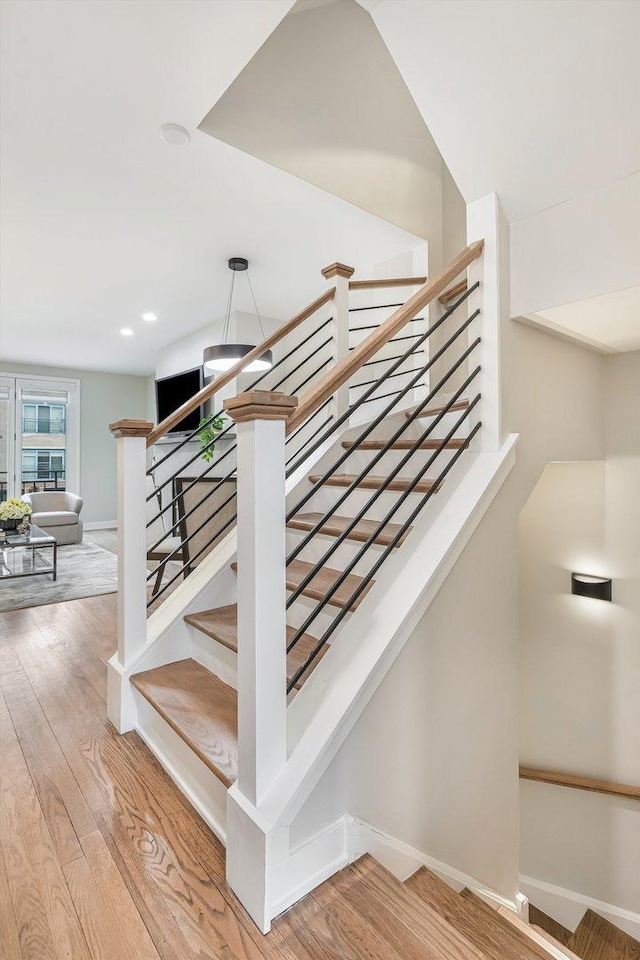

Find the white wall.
xmin=0 ymin=360 xmax=149 ymax=522
xmin=518 ymin=350 xmax=640 ymax=919
xmin=511 ymin=172 xmax=640 ymax=317
xmin=200 ymin=0 xmax=466 ymax=272
xmin=289 ymin=319 xmax=606 ymax=903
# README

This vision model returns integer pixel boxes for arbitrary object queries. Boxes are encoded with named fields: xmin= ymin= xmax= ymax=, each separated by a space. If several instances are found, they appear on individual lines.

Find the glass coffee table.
xmin=0 ymin=523 xmax=57 ymax=582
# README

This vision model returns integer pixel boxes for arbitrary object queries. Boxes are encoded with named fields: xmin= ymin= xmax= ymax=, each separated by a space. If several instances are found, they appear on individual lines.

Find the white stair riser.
xmin=337 ymin=446 xmax=460 ymax=478
xmin=286 ymin=528 xmax=386 ymax=574
xmin=301 ymin=485 xmax=437 ymax=526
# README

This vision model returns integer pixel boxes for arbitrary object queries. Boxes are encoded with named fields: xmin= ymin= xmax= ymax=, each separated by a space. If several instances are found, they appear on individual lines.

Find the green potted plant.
xmin=198 ymin=414 xmax=226 ymax=463
xmin=0 ymin=497 xmax=32 ymax=531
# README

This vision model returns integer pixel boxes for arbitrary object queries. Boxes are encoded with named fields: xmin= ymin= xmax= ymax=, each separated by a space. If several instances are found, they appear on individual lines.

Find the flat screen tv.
xmin=155 ymin=366 xmax=204 ymax=435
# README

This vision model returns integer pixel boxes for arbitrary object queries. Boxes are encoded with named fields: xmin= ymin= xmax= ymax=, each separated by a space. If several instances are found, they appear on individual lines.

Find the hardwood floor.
xmin=0 ymin=595 xmax=307 ymax=960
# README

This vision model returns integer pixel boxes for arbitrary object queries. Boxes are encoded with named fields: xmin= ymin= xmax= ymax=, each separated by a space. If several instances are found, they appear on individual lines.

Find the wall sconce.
xmin=571 ymin=573 xmax=612 ymax=602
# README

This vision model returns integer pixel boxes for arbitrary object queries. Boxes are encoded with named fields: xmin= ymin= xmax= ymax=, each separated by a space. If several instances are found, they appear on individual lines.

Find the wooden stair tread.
xmin=287 ymin=512 xmax=412 ymax=547
xmin=405 ymin=398 xmax=470 ymax=419
xmin=439 ymin=278 xmax=468 ymax=306
xmin=339 ymin=855 xmax=490 ymax=960
xmin=231 ymin=559 xmax=373 ymax=610
xmin=568 ymin=908 xmax=640 ymax=959
xmin=342 ymin=437 xmax=465 ymax=450
xmin=286 ymin=853 xmax=489 ymax=960
xmin=131 ymin=659 xmax=237 ymax=787
xmin=405 ymin=867 xmax=548 ymax=960
xmin=184 ymin=604 xmax=326 ymax=689
xmin=309 ymin=473 xmax=440 ymax=493
xmin=529 ymin=905 xmax=573 ymax=947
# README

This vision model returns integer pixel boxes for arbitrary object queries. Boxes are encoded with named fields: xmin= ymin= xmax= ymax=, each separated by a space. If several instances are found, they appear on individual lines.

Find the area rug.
xmin=0 ymin=540 xmax=119 ymax=612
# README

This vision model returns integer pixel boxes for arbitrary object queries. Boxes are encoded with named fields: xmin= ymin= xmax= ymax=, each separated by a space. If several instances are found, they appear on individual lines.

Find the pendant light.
xmin=203 ymin=257 xmax=273 ymax=373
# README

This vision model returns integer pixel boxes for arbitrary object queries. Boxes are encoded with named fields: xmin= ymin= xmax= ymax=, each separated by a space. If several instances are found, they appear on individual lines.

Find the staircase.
xmin=532 ymin=905 xmax=640 ymax=960
xmin=126 ymin=389 xmax=478 ymax=791
xmin=271 ymin=854 xmax=581 ymax=959
xmin=270 ymin=855 xmax=640 ymax=959
xmin=106 ymin=196 xmax=516 ymax=934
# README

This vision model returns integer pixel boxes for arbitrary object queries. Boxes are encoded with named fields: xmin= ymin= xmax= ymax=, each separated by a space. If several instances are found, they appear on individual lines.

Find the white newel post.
xmin=224 ymin=391 xmax=297 ymax=802
xmin=223 ymin=391 xmax=297 ymax=933
xmin=106 ymin=418 xmax=153 ymax=733
xmin=466 ymin=192 xmax=509 ymax=452
xmin=321 ymin=262 xmax=354 ymax=421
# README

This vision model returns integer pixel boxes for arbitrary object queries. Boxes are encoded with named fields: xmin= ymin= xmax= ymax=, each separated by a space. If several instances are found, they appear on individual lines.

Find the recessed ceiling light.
xmin=158 ymin=123 xmax=191 ymax=146
xmin=120 ymin=327 xmax=134 ymax=337
xmin=142 ymin=312 xmax=157 ymax=322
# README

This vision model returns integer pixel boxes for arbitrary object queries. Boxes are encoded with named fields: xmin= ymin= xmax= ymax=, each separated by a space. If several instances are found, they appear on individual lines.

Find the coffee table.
xmin=0 ymin=523 xmax=57 ymax=582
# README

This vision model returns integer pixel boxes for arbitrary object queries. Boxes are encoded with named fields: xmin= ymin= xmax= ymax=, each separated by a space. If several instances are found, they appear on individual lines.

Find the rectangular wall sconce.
xmin=571 ymin=573 xmax=612 ymax=602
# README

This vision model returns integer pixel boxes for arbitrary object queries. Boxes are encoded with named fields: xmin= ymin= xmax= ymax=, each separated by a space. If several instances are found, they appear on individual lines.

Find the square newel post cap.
xmin=321 ymin=262 xmax=355 ymax=280
xmin=224 ymin=390 xmax=298 ymax=424
xmin=109 ymin=419 xmax=154 ymax=438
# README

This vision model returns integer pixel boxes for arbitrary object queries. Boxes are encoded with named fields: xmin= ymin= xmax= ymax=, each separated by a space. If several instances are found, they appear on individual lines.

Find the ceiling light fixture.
xmin=142 ymin=312 xmax=158 ymax=322
xmin=120 ymin=327 xmax=134 ymax=337
xmin=203 ymin=257 xmax=273 ymax=373
xmin=571 ymin=573 xmax=612 ymax=602
xmin=158 ymin=123 xmax=191 ymax=146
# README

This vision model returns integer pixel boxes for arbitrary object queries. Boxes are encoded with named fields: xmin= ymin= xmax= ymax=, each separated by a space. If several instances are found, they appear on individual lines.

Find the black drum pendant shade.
xmin=203 ymin=343 xmax=273 ymax=372
xmin=204 ymin=257 xmax=272 ymax=373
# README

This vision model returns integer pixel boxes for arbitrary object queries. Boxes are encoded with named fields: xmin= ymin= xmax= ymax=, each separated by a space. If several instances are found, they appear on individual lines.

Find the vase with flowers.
xmin=0 ymin=498 xmax=32 ymax=531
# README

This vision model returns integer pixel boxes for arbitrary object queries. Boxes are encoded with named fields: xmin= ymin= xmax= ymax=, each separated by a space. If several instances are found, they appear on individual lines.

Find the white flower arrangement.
xmin=0 ymin=498 xmax=32 ymax=521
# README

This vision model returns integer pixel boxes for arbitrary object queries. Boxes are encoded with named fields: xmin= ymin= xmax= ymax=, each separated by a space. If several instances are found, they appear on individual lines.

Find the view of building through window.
xmin=0 ymin=377 xmax=77 ymax=501
xmin=20 ymin=402 xmax=68 ymax=491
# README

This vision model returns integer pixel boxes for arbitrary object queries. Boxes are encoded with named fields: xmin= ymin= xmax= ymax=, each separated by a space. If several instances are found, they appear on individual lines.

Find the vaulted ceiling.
xmin=367 ymin=0 xmax=640 ymax=222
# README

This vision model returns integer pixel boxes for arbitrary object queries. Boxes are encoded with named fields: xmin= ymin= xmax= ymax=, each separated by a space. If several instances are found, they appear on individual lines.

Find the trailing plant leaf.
xmin=198 ymin=415 xmax=225 ymax=462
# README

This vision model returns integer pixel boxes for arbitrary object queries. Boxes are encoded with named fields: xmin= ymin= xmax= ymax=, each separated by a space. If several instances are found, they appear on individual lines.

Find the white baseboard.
xmin=348 ymin=816 xmax=526 ymax=915
xmin=520 ymin=873 xmax=640 ymax=941
xmin=270 ymin=817 xmax=349 ymax=920
xmin=84 ymin=520 xmax=117 ymax=530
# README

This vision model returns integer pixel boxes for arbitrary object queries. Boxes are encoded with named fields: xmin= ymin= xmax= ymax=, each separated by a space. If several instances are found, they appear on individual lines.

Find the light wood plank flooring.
xmin=0 ymin=595 xmax=312 ymax=959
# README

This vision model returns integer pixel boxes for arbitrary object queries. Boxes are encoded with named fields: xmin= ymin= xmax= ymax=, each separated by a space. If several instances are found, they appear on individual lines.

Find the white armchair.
xmin=22 ymin=491 xmax=83 ymax=545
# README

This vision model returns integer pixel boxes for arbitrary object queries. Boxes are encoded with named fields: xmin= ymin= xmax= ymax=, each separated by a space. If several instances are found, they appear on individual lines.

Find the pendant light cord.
xmin=246 ymin=268 xmax=267 ymax=341
xmin=221 ymin=268 xmax=236 ymax=346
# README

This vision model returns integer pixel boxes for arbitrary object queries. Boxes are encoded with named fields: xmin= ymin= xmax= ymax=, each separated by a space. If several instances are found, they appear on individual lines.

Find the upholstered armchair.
xmin=22 ymin=491 xmax=83 ymax=545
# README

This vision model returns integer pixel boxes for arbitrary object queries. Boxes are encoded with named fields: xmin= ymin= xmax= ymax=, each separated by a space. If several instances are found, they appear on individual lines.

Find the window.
xmin=21 ymin=402 xmax=66 ymax=434
xmin=21 ymin=449 xmax=66 ymax=488
xmin=0 ymin=376 xmax=78 ymax=500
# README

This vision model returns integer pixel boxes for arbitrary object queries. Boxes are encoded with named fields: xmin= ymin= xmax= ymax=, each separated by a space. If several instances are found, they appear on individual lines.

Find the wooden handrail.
xmin=286 ymin=240 xmax=483 ymax=434
xmin=349 ymin=276 xmax=427 ymax=291
xmin=146 ymin=287 xmax=335 ymax=447
xmin=439 ymin=278 xmax=467 ymax=306
xmin=520 ymin=766 xmax=640 ymax=802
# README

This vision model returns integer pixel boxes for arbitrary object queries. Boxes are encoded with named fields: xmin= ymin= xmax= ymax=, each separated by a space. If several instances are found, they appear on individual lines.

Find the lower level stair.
xmin=131 ymin=658 xmax=238 ymax=787
xmin=275 ymin=854 xmax=572 ymax=959
xmin=405 ymin=866 xmax=549 ymax=960
xmin=567 ymin=908 xmax=640 ymax=959
xmin=530 ymin=906 xmax=573 ymax=947
xmin=276 ymin=854 xmax=487 ymax=960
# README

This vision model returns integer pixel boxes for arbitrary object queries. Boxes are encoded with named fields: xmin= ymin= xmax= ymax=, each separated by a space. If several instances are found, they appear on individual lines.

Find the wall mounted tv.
xmin=155 ymin=367 xmax=204 ymax=435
